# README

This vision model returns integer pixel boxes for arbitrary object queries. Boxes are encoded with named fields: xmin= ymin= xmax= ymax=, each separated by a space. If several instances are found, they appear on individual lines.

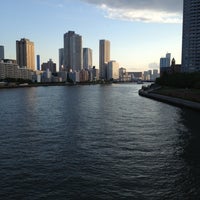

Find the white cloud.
xmin=82 ymin=0 xmax=183 ymax=23
xmin=101 ymin=4 xmax=182 ymax=23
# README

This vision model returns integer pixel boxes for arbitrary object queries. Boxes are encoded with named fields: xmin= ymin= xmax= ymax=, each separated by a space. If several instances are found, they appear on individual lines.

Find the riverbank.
xmin=138 ymin=85 xmax=200 ymax=111
xmin=0 ymin=81 xmax=106 ymax=89
xmin=0 ymin=81 xmax=148 ymax=89
xmin=0 ymin=82 xmax=69 ymax=89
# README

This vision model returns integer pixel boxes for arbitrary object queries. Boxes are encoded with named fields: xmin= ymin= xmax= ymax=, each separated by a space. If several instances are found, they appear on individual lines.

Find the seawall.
xmin=138 ymin=87 xmax=200 ymax=112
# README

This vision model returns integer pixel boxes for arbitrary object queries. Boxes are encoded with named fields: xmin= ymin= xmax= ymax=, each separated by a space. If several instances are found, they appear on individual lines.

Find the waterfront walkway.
xmin=139 ymin=86 xmax=200 ymax=111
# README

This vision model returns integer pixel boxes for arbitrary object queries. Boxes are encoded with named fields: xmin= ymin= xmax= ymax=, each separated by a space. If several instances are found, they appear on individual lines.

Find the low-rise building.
xmin=128 ymin=72 xmax=143 ymax=81
xmin=68 ymin=71 xmax=80 ymax=83
xmin=91 ymin=67 xmax=99 ymax=81
xmin=119 ymin=68 xmax=131 ymax=82
xmin=58 ymin=71 xmax=68 ymax=82
xmin=79 ymin=69 xmax=89 ymax=82
xmin=0 ymin=59 xmax=33 ymax=80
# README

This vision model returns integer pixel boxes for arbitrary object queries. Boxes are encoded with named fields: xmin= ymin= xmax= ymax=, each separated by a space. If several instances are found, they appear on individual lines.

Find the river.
xmin=0 ymin=84 xmax=200 ymax=199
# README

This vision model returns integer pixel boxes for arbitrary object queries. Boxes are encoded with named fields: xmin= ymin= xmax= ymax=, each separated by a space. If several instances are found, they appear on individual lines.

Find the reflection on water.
xmin=0 ymin=84 xmax=200 ymax=199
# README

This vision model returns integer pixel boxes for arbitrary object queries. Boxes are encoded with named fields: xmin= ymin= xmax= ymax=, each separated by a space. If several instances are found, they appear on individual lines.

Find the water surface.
xmin=0 ymin=84 xmax=200 ymax=199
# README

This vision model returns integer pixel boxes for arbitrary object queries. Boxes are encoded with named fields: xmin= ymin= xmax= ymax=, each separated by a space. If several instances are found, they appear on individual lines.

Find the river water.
xmin=0 ymin=84 xmax=200 ymax=199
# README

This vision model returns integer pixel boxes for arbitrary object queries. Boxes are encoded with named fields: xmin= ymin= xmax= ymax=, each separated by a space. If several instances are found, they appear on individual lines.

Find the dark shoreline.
xmin=0 ymin=81 xmax=145 ymax=89
xmin=138 ymin=86 xmax=200 ymax=112
xmin=0 ymin=83 xmax=67 ymax=89
xmin=0 ymin=82 xmax=105 ymax=89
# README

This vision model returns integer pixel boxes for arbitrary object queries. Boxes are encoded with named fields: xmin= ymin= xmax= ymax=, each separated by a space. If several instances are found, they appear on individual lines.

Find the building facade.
xmin=59 ymin=48 xmax=64 ymax=72
xmin=152 ymin=69 xmax=159 ymax=81
xmin=79 ymin=69 xmax=89 ymax=82
xmin=16 ymin=38 xmax=35 ymax=70
xmin=0 ymin=45 xmax=4 ymax=60
xmin=182 ymin=0 xmax=200 ymax=72
xmin=160 ymin=53 xmax=171 ymax=68
xmin=166 ymin=53 xmax=171 ymax=67
xmin=41 ymin=59 xmax=56 ymax=73
xmin=99 ymin=40 xmax=110 ymax=80
xmin=83 ymin=48 xmax=92 ymax=70
xmin=36 ymin=55 xmax=40 ymax=71
xmin=107 ymin=60 xmax=119 ymax=81
xmin=160 ymin=53 xmax=171 ymax=76
xmin=64 ymin=31 xmax=82 ymax=72
xmin=119 ymin=67 xmax=131 ymax=82
xmin=0 ymin=59 xmax=32 ymax=80
xmin=90 ymin=67 xmax=99 ymax=81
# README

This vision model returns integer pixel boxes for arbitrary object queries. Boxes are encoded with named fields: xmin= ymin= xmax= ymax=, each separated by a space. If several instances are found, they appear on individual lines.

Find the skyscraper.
xmin=182 ymin=0 xmax=200 ymax=72
xmin=160 ymin=53 xmax=171 ymax=68
xmin=37 ymin=55 xmax=40 ymax=71
xmin=166 ymin=53 xmax=171 ymax=67
xmin=107 ymin=60 xmax=119 ymax=81
xmin=59 ymin=48 xmax=64 ymax=72
xmin=64 ymin=31 xmax=82 ymax=72
xmin=0 ymin=45 xmax=4 ymax=60
xmin=83 ymin=48 xmax=92 ymax=70
xmin=99 ymin=40 xmax=110 ymax=80
xmin=16 ymin=38 xmax=35 ymax=70
xmin=160 ymin=53 xmax=171 ymax=76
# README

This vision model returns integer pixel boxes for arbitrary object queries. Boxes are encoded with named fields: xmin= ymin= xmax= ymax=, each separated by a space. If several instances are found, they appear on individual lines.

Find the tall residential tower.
xmin=182 ymin=0 xmax=200 ymax=72
xmin=59 ymin=48 xmax=64 ymax=72
xmin=99 ymin=40 xmax=110 ymax=80
xmin=0 ymin=45 xmax=4 ymax=59
xmin=36 ymin=55 xmax=40 ymax=71
xmin=16 ymin=38 xmax=35 ymax=70
xmin=63 ymin=31 xmax=82 ymax=72
xmin=83 ymin=48 xmax=92 ymax=70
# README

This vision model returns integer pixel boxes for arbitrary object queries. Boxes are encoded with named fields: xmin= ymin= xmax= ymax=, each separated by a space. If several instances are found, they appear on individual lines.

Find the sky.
xmin=0 ymin=0 xmax=183 ymax=72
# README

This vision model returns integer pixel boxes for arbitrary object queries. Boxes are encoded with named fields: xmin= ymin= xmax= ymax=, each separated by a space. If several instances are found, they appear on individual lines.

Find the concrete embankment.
xmin=138 ymin=87 xmax=200 ymax=112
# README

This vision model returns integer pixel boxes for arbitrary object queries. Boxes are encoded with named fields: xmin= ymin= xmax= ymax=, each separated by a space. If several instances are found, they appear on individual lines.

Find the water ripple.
xmin=0 ymin=84 xmax=200 ymax=199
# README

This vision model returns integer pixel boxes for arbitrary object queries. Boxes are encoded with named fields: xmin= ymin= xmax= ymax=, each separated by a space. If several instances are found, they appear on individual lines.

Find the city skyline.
xmin=0 ymin=0 xmax=183 ymax=71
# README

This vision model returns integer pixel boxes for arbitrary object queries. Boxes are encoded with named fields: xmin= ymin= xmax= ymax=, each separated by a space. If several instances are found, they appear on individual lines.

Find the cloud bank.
xmin=81 ymin=0 xmax=183 ymax=23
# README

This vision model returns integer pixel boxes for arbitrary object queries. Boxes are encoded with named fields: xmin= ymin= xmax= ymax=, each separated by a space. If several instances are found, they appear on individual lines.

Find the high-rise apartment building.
xmin=160 ymin=53 xmax=171 ymax=76
xmin=0 ymin=45 xmax=4 ymax=59
xmin=182 ymin=0 xmax=200 ymax=72
xmin=160 ymin=53 xmax=171 ymax=68
xmin=83 ymin=48 xmax=92 ymax=69
xmin=16 ymin=38 xmax=35 ymax=70
xmin=107 ymin=60 xmax=119 ymax=81
xmin=99 ymin=40 xmax=110 ymax=80
xmin=166 ymin=53 xmax=171 ymax=67
xmin=83 ymin=48 xmax=92 ymax=70
xmin=36 ymin=55 xmax=40 ymax=71
xmin=63 ymin=31 xmax=82 ymax=72
xmin=59 ymin=48 xmax=64 ymax=72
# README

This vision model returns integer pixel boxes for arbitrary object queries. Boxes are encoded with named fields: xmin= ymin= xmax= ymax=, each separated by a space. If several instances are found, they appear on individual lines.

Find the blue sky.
xmin=0 ymin=0 xmax=183 ymax=72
